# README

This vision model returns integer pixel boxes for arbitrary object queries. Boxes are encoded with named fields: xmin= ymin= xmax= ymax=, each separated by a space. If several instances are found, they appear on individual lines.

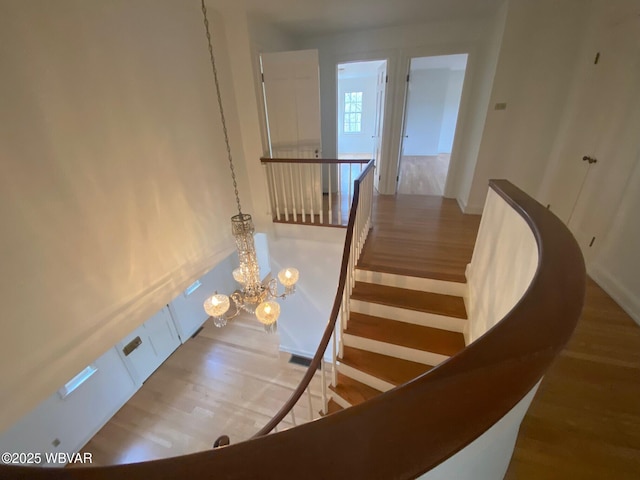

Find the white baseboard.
xmin=456 ymin=196 xmax=484 ymax=215
xmin=589 ymin=263 xmax=640 ymax=327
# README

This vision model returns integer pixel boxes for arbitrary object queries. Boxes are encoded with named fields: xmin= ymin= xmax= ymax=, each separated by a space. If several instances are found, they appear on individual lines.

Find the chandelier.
xmin=199 ymin=0 xmax=298 ymax=332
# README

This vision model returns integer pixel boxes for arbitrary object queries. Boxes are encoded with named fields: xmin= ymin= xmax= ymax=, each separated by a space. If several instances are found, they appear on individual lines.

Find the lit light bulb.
xmin=278 ymin=268 xmax=299 ymax=294
xmin=204 ymin=293 xmax=230 ymax=319
xmin=256 ymin=300 xmax=280 ymax=326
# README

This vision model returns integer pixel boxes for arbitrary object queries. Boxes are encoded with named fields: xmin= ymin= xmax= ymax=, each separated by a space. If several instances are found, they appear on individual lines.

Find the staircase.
xmin=325 ymin=267 xmax=467 ymax=413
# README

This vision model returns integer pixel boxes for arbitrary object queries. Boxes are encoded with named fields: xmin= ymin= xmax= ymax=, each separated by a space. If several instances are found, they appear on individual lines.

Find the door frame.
xmin=335 ymin=58 xmax=389 ymax=191
xmin=334 ymin=50 xmax=394 ymax=192
xmin=394 ymin=48 xmax=472 ymax=197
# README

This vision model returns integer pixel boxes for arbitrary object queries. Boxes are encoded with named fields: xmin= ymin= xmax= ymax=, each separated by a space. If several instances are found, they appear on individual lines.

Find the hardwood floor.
xmin=505 ymin=278 xmax=640 ymax=479
xmin=358 ymin=194 xmax=481 ymax=282
xmin=397 ymin=154 xmax=450 ymax=196
xmin=79 ymin=315 xmax=324 ymax=466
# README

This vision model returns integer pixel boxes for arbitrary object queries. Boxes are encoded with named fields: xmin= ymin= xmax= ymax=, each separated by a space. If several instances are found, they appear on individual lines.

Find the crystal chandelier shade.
xmin=199 ymin=0 xmax=298 ymax=332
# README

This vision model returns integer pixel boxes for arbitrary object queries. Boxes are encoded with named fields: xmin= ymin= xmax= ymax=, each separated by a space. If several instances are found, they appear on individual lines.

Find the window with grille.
xmin=343 ymin=91 xmax=363 ymax=133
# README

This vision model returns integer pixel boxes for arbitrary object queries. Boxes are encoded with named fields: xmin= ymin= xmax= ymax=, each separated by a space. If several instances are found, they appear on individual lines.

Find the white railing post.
xmin=280 ymin=163 xmax=289 ymax=221
xmin=332 ymin=324 xmax=338 ymax=387
xmin=309 ymin=165 xmax=316 ymax=223
xmin=319 ymin=164 xmax=324 ymax=225
xmin=290 ymin=408 xmax=297 ymax=426
xmin=338 ymin=163 xmax=343 ymax=225
xmin=321 ymin=359 xmax=328 ymax=415
xmin=298 ymin=164 xmax=306 ymax=223
xmin=269 ymin=164 xmax=282 ymax=221
xmin=289 ymin=163 xmax=297 ymax=222
xmin=306 ymin=386 xmax=314 ymax=421
xmin=328 ymin=164 xmax=333 ymax=225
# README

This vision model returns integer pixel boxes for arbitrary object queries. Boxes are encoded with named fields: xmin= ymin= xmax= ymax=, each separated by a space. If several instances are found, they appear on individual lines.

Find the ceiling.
xmin=241 ymin=0 xmax=505 ymax=38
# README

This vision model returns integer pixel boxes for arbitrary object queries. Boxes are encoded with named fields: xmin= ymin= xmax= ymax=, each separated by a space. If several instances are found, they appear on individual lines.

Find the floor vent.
xmin=289 ymin=354 xmax=317 ymax=369
xmin=191 ymin=326 xmax=204 ymax=339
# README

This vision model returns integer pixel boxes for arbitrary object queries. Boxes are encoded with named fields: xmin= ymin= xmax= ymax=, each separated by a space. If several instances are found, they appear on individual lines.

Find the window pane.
xmin=343 ymin=91 xmax=364 ymax=133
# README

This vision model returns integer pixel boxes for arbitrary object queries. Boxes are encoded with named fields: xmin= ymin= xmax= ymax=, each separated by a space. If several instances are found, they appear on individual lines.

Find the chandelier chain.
xmin=201 ymin=0 xmax=242 ymax=216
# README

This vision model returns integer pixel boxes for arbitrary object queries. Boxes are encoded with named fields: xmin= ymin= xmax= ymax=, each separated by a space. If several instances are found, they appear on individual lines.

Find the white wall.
xmin=0 ymin=348 xmax=137 ymax=466
xmin=337 ymin=76 xmax=377 ymax=155
xmin=466 ymin=189 xmax=538 ymax=343
xmin=268 ymin=225 xmax=345 ymax=359
xmin=463 ymin=0 xmax=589 ymax=212
xmin=591 ymin=157 xmax=640 ymax=326
xmin=452 ymin=1 xmax=507 ymax=210
xmin=0 ymin=0 xmax=253 ymax=431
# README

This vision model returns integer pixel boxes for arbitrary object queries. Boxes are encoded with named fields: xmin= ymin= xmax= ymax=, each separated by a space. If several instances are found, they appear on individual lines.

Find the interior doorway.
xmin=398 ymin=54 xmax=467 ymax=196
xmin=337 ymin=59 xmax=388 ymax=192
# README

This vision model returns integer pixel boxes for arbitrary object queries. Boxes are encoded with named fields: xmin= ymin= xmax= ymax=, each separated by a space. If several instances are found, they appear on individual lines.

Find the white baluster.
xmin=338 ymin=163 xmax=343 ymax=225
xmin=289 ymin=164 xmax=297 ymax=222
xmin=310 ymin=165 xmax=316 ymax=223
xmin=280 ymin=163 xmax=289 ymax=221
xmin=306 ymin=386 xmax=314 ymax=421
xmin=321 ymin=359 xmax=328 ymax=414
xmin=298 ymin=164 xmax=306 ymax=223
xmin=290 ymin=407 xmax=297 ymax=427
xmin=318 ymin=164 xmax=324 ymax=225
xmin=268 ymin=164 xmax=281 ymax=221
xmin=332 ymin=324 xmax=338 ymax=387
xmin=328 ymin=164 xmax=333 ymax=225
xmin=348 ymin=163 xmax=353 ymax=209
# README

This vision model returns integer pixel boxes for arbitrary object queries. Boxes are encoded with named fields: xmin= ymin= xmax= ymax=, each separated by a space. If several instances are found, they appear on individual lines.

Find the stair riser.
xmin=337 ymin=363 xmax=395 ymax=393
xmin=355 ymin=269 xmax=466 ymax=297
xmin=343 ymin=333 xmax=449 ymax=366
xmin=330 ymin=390 xmax=353 ymax=409
xmin=350 ymin=300 xmax=466 ymax=332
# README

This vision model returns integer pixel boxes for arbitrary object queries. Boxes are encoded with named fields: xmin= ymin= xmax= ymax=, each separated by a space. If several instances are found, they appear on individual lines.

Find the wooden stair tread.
xmin=340 ymin=346 xmax=433 ymax=386
xmin=356 ymin=264 xmax=467 ymax=284
xmin=351 ymin=281 xmax=467 ymax=319
xmin=346 ymin=313 xmax=466 ymax=357
xmin=321 ymin=399 xmax=344 ymax=416
xmin=329 ymin=373 xmax=382 ymax=406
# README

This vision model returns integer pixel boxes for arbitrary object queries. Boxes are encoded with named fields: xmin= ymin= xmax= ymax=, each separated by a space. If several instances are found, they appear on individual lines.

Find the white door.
xmin=372 ymin=62 xmax=387 ymax=191
xmin=117 ymin=307 xmax=180 ymax=385
xmin=540 ymin=1 xmax=640 ymax=262
xmin=261 ymin=50 xmax=322 ymax=213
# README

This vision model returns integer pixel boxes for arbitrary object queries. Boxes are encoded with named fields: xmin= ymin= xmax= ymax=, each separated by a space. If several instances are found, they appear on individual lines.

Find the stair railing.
xmin=253 ymin=159 xmax=375 ymax=436
xmin=260 ymin=157 xmax=371 ymax=226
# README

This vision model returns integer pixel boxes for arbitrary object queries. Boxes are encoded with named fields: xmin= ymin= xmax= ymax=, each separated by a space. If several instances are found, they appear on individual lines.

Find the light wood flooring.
xmin=505 ymin=278 xmax=640 ymax=479
xmin=358 ymin=194 xmax=481 ymax=282
xmin=397 ymin=154 xmax=450 ymax=196
xmin=79 ymin=315 xmax=324 ymax=466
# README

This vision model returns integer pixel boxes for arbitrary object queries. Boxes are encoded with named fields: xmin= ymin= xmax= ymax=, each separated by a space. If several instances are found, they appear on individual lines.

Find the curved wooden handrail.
xmin=0 ymin=179 xmax=585 ymax=480
xmin=260 ymin=157 xmax=371 ymax=164
xmin=254 ymin=158 xmax=374 ymax=437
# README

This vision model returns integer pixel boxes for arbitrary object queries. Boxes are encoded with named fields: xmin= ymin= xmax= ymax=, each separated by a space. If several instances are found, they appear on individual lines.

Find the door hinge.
xmin=594 ymin=52 xmax=600 ymax=65
xmin=261 ymin=72 xmax=265 ymax=82
xmin=396 ymin=175 xmax=399 ymax=182
xmin=385 ymin=75 xmax=388 ymax=83
xmin=406 ymin=74 xmax=410 ymax=82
